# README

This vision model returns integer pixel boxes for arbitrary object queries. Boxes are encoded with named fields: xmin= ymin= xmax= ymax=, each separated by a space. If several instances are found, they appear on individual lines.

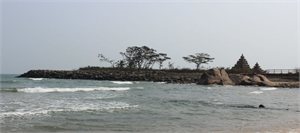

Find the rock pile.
xmin=18 ymin=69 xmax=202 ymax=84
xmin=240 ymin=74 xmax=275 ymax=86
xmin=197 ymin=68 xmax=234 ymax=85
xmin=198 ymin=68 xmax=276 ymax=87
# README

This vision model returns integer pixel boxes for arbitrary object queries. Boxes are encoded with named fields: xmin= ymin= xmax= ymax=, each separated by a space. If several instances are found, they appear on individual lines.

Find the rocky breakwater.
xmin=18 ymin=68 xmax=203 ymax=84
xmin=18 ymin=68 xmax=299 ymax=88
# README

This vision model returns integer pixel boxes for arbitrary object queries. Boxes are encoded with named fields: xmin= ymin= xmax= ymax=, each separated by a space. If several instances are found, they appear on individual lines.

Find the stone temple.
xmin=252 ymin=62 xmax=264 ymax=74
xmin=231 ymin=54 xmax=251 ymax=73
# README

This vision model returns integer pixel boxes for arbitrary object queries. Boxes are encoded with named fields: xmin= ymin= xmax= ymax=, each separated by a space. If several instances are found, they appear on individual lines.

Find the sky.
xmin=1 ymin=0 xmax=299 ymax=74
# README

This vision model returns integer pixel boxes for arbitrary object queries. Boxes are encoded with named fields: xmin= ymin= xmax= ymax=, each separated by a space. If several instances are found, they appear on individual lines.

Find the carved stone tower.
xmin=231 ymin=54 xmax=251 ymax=73
xmin=252 ymin=62 xmax=264 ymax=74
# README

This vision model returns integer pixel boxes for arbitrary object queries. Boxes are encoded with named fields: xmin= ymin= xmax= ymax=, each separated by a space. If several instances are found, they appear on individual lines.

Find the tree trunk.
xmin=196 ymin=64 xmax=200 ymax=70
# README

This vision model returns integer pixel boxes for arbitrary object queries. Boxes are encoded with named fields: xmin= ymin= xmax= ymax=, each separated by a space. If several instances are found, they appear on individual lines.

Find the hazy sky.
xmin=1 ymin=0 xmax=299 ymax=74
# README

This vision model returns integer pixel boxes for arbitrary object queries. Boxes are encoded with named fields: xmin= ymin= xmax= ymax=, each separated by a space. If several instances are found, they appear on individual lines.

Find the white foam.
xmin=135 ymin=87 xmax=144 ymax=89
xmin=17 ymin=87 xmax=130 ymax=93
xmin=0 ymin=102 xmax=138 ymax=118
xmin=224 ymin=85 xmax=233 ymax=88
xmin=260 ymin=87 xmax=278 ymax=91
xmin=156 ymin=82 xmax=166 ymax=84
xmin=213 ymin=102 xmax=223 ymax=105
xmin=70 ymin=102 xmax=138 ymax=112
xmin=111 ymin=81 xmax=133 ymax=84
xmin=29 ymin=78 xmax=43 ymax=81
xmin=0 ymin=109 xmax=62 ymax=118
xmin=250 ymin=91 xmax=264 ymax=94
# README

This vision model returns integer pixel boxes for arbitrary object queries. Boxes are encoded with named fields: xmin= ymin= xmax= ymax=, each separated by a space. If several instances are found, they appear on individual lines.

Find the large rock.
xmin=239 ymin=75 xmax=254 ymax=85
xmin=229 ymin=74 xmax=244 ymax=84
xmin=198 ymin=68 xmax=234 ymax=85
xmin=239 ymin=74 xmax=275 ymax=86
xmin=254 ymin=74 xmax=275 ymax=86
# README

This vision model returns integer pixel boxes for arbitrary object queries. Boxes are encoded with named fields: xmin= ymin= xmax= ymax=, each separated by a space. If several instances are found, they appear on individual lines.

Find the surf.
xmin=0 ymin=102 xmax=138 ymax=118
xmin=16 ymin=87 xmax=130 ymax=93
xmin=249 ymin=91 xmax=263 ymax=94
xmin=111 ymin=81 xmax=133 ymax=84
xmin=29 ymin=78 xmax=44 ymax=81
xmin=259 ymin=87 xmax=277 ymax=91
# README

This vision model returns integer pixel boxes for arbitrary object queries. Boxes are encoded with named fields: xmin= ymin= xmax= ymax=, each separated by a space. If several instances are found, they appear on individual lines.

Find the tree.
xmin=98 ymin=53 xmax=115 ymax=67
xmin=183 ymin=53 xmax=214 ymax=70
xmin=120 ymin=46 xmax=141 ymax=69
xmin=99 ymin=46 xmax=170 ymax=69
xmin=157 ymin=53 xmax=171 ymax=69
xmin=168 ymin=62 xmax=174 ymax=69
xmin=114 ymin=60 xmax=126 ymax=68
xmin=140 ymin=46 xmax=158 ymax=69
xmin=119 ymin=46 xmax=154 ymax=69
xmin=120 ymin=46 xmax=170 ymax=69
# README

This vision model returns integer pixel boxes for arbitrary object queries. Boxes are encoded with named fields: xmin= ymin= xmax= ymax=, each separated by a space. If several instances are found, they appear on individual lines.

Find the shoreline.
xmin=18 ymin=67 xmax=299 ymax=88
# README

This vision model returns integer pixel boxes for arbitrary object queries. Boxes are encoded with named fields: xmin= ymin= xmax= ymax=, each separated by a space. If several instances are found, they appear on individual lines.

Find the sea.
xmin=0 ymin=74 xmax=299 ymax=133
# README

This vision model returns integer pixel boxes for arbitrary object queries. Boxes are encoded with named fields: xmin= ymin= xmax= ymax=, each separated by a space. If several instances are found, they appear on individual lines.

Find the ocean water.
xmin=0 ymin=74 xmax=299 ymax=133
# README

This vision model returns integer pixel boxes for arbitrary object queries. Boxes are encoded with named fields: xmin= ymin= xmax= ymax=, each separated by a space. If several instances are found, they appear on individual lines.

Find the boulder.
xmin=255 ymin=74 xmax=275 ymax=86
xmin=198 ymin=68 xmax=234 ymax=85
xmin=259 ymin=104 xmax=265 ymax=108
xmin=240 ymin=75 xmax=253 ymax=85
xmin=239 ymin=74 xmax=275 ymax=87
xmin=220 ymin=69 xmax=235 ymax=85
xmin=229 ymin=74 xmax=243 ymax=84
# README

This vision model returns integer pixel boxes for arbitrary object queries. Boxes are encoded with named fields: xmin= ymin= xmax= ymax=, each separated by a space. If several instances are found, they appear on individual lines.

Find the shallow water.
xmin=0 ymin=74 xmax=299 ymax=132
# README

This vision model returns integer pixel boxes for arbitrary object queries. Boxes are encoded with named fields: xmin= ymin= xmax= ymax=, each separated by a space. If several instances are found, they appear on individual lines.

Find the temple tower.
xmin=231 ymin=54 xmax=251 ymax=73
xmin=252 ymin=62 xmax=264 ymax=74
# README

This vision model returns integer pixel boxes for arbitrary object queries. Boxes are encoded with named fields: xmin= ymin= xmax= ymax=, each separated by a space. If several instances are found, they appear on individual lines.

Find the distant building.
xmin=231 ymin=54 xmax=251 ymax=73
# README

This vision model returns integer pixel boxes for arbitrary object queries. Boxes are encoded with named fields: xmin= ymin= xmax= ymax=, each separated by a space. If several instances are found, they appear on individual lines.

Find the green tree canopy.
xmin=99 ymin=46 xmax=171 ymax=69
xmin=183 ymin=53 xmax=214 ymax=70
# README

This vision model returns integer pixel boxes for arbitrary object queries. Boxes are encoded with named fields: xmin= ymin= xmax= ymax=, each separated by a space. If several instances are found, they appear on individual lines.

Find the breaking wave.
xmin=0 ymin=88 xmax=18 ymax=92
xmin=1 ymin=87 xmax=130 ymax=93
xmin=156 ymin=82 xmax=166 ymax=84
xmin=0 ymin=109 xmax=61 ymax=118
xmin=260 ymin=87 xmax=277 ymax=91
xmin=29 ymin=78 xmax=44 ymax=81
xmin=111 ymin=81 xmax=133 ymax=84
xmin=250 ymin=91 xmax=264 ymax=94
xmin=0 ymin=102 xmax=138 ymax=118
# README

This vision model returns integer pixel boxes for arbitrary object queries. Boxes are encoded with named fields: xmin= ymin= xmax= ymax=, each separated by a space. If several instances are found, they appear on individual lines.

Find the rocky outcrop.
xmin=240 ymin=74 xmax=275 ymax=86
xmin=238 ymin=75 xmax=252 ymax=85
xmin=254 ymin=74 xmax=275 ymax=86
xmin=273 ymin=82 xmax=300 ymax=88
xmin=230 ymin=74 xmax=299 ymax=88
xmin=197 ymin=68 xmax=234 ymax=85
